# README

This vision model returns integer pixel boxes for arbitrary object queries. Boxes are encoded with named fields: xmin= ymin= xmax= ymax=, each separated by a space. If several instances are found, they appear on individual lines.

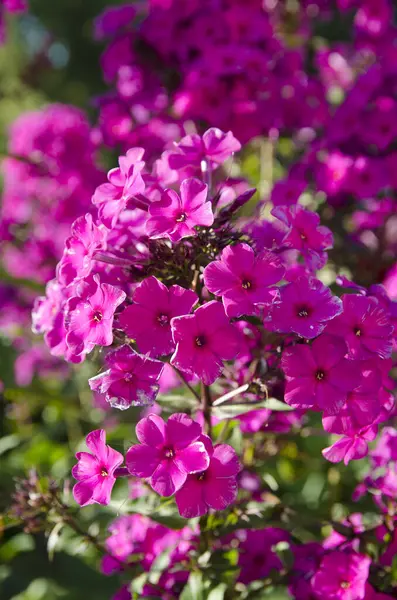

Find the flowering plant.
xmin=1 ymin=1 xmax=397 ymax=600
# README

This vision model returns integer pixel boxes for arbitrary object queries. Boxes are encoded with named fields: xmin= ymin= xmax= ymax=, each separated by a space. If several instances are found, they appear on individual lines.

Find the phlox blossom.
xmin=92 ymin=147 xmax=145 ymax=227
xmin=203 ymin=243 xmax=284 ymax=318
xmin=146 ymin=177 xmax=213 ymax=242
xmin=65 ymin=275 xmax=126 ymax=361
xmin=311 ymin=551 xmax=371 ymax=600
xmin=119 ymin=276 xmax=197 ymax=357
xmin=126 ymin=413 xmax=210 ymax=497
xmin=88 ymin=345 xmax=164 ymax=410
xmin=265 ymin=276 xmax=342 ymax=339
xmin=72 ymin=429 xmax=123 ymax=506
xmin=170 ymin=300 xmax=242 ymax=385
xmin=168 ymin=128 xmax=241 ymax=171
xmin=175 ymin=437 xmax=240 ymax=518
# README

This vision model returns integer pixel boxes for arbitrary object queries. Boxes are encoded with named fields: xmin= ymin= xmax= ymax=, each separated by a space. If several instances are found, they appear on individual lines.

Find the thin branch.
xmin=201 ymin=383 xmax=212 ymax=438
xmin=212 ymin=383 xmax=250 ymax=407
xmin=173 ymin=366 xmax=201 ymax=402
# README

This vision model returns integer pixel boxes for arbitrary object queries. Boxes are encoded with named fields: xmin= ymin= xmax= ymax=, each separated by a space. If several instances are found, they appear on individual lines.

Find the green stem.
xmin=201 ymin=383 xmax=212 ymax=439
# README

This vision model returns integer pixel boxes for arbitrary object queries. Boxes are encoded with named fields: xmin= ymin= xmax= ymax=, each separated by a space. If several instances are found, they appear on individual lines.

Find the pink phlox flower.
xmin=168 ymin=128 xmax=241 ymax=171
xmin=325 ymin=294 xmax=394 ymax=360
xmin=57 ymin=213 xmax=108 ymax=286
xmin=237 ymin=527 xmax=290 ymax=584
xmin=370 ymin=427 xmax=397 ymax=468
xmin=65 ymin=274 xmax=126 ymax=360
xmin=175 ymin=436 xmax=240 ymax=518
xmin=170 ymin=300 xmax=242 ymax=385
xmin=32 ymin=279 xmax=64 ymax=335
xmin=119 ymin=276 xmax=198 ymax=357
xmin=264 ymin=276 xmax=342 ymax=339
xmin=92 ymin=147 xmax=145 ymax=228
xmin=282 ymin=335 xmax=361 ymax=414
xmin=311 ymin=551 xmax=371 ymax=600
xmin=322 ymin=426 xmax=378 ymax=466
xmin=203 ymin=243 xmax=284 ymax=318
xmin=272 ymin=204 xmax=333 ymax=271
xmin=3 ymin=0 xmax=27 ymax=13
xmin=89 ymin=345 xmax=164 ymax=410
xmin=72 ymin=429 xmax=123 ymax=506
xmin=322 ymin=358 xmax=384 ymax=432
xmin=323 ymin=514 xmax=364 ymax=553
xmin=288 ymin=542 xmax=324 ymax=600
xmin=94 ymin=4 xmax=137 ymax=41
xmin=270 ymin=178 xmax=306 ymax=207
xmin=102 ymin=514 xmax=150 ymax=571
xmin=126 ymin=413 xmax=210 ymax=497
xmin=146 ymin=177 xmax=213 ymax=242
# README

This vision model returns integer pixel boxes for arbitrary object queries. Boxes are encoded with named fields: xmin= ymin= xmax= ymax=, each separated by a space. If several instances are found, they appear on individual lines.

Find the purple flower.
xmin=272 ymin=204 xmax=333 ymax=270
xmin=265 ymin=277 xmax=342 ymax=339
xmin=57 ymin=214 xmax=107 ymax=287
xmin=203 ymin=243 xmax=284 ymax=318
xmin=282 ymin=335 xmax=361 ymax=414
xmin=311 ymin=551 xmax=371 ymax=600
xmin=119 ymin=276 xmax=197 ymax=357
xmin=94 ymin=4 xmax=137 ymax=41
xmin=126 ymin=413 xmax=210 ymax=497
xmin=370 ymin=427 xmax=397 ymax=468
xmin=322 ymin=359 xmax=384 ymax=432
xmin=325 ymin=294 xmax=394 ymax=360
xmin=168 ymin=128 xmax=241 ymax=171
xmin=102 ymin=513 xmax=188 ymax=573
xmin=322 ymin=426 xmax=378 ymax=466
xmin=289 ymin=542 xmax=324 ymax=600
xmin=65 ymin=275 xmax=126 ymax=360
xmin=170 ymin=300 xmax=242 ymax=384
xmin=32 ymin=279 xmax=64 ymax=335
xmin=175 ymin=437 xmax=240 ymax=518
xmin=237 ymin=528 xmax=291 ymax=584
xmin=89 ymin=345 xmax=164 ymax=410
xmin=270 ymin=178 xmax=306 ymax=206
xmin=146 ymin=178 xmax=213 ymax=242
xmin=92 ymin=147 xmax=145 ymax=228
xmin=72 ymin=430 xmax=123 ymax=507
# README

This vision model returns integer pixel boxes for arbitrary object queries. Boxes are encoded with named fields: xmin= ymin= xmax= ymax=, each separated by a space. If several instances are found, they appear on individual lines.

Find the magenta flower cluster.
xmin=3 ymin=1 xmax=397 ymax=598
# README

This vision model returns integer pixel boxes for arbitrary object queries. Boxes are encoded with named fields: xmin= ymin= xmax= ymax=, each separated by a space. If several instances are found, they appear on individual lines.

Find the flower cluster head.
xmin=37 ymin=120 xmax=395 ymax=503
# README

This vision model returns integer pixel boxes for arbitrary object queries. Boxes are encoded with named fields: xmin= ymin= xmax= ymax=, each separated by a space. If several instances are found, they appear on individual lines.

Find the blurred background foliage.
xmin=0 ymin=3 xmax=385 ymax=599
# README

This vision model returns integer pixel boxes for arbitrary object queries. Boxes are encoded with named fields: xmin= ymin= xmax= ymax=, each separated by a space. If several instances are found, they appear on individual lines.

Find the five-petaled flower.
xmin=119 ymin=276 xmax=198 ymax=357
xmin=175 ymin=436 xmax=240 ymax=518
xmin=264 ymin=276 xmax=342 ymax=339
xmin=72 ymin=430 xmax=123 ymax=506
xmin=170 ymin=300 xmax=242 ymax=384
xmin=146 ymin=177 xmax=213 ymax=242
xmin=126 ymin=413 xmax=210 ymax=497
xmin=203 ymin=243 xmax=284 ymax=318
xmin=88 ymin=345 xmax=164 ymax=410
xmin=65 ymin=274 xmax=126 ymax=361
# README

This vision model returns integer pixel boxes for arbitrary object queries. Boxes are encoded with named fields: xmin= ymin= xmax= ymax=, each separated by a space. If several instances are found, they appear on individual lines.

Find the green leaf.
xmin=47 ymin=522 xmax=64 ymax=561
xmin=212 ymin=398 xmax=292 ymax=419
xmin=207 ymin=583 xmax=227 ymax=600
xmin=0 ymin=434 xmax=20 ymax=456
xmin=180 ymin=571 xmax=204 ymax=600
